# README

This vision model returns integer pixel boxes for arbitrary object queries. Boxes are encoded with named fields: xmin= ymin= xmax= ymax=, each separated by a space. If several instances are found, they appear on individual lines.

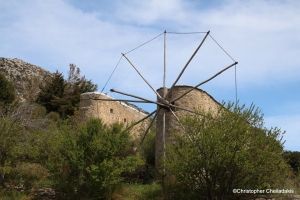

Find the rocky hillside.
xmin=0 ymin=57 xmax=52 ymax=102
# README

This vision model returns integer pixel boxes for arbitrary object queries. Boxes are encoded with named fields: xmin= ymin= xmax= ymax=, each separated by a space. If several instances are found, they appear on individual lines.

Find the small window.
xmin=110 ymin=108 xmax=113 ymax=113
xmin=123 ymin=118 xmax=127 ymax=123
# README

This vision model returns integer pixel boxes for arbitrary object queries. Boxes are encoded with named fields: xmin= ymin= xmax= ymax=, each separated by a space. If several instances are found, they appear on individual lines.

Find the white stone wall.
xmin=79 ymin=92 xmax=150 ymax=138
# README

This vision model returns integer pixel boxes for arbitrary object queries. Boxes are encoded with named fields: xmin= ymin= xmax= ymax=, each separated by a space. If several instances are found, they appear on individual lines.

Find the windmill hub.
xmin=162 ymin=99 xmax=169 ymax=105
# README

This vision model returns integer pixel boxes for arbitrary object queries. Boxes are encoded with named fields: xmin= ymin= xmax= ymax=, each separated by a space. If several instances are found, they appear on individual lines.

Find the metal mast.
xmin=163 ymin=30 xmax=167 ymax=176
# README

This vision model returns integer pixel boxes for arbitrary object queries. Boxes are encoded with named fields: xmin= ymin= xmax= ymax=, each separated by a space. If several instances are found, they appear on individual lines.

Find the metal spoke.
xmin=135 ymin=108 xmax=159 ymax=151
xmin=91 ymin=98 xmax=152 ymax=103
xmin=169 ymin=109 xmax=185 ymax=131
xmin=122 ymin=53 xmax=163 ymax=100
xmin=170 ymin=61 xmax=238 ymax=103
xmin=124 ymin=110 xmax=156 ymax=132
xmin=169 ymin=109 xmax=192 ymax=142
xmin=168 ymin=104 xmax=201 ymax=115
xmin=166 ymin=31 xmax=210 ymax=98
xmin=110 ymin=89 xmax=168 ymax=108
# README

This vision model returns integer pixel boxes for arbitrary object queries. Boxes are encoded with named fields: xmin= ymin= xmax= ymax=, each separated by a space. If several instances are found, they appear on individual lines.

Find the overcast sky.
xmin=1 ymin=0 xmax=299 ymax=151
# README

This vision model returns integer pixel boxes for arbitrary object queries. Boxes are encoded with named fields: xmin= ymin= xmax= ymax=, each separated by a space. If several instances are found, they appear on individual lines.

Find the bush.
xmin=165 ymin=102 xmax=290 ymax=199
xmin=49 ymin=118 xmax=144 ymax=199
xmin=122 ymin=125 xmax=157 ymax=184
xmin=283 ymin=151 xmax=300 ymax=175
xmin=8 ymin=163 xmax=49 ymax=190
xmin=0 ymin=73 xmax=15 ymax=105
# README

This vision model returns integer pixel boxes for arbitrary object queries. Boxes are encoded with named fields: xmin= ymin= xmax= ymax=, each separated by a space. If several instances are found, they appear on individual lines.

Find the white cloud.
xmin=1 ymin=0 xmax=153 ymax=78
xmin=115 ymin=0 xmax=187 ymax=26
xmin=0 ymin=0 xmax=299 ymax=122
xmin=1 ymin=0 xmax=299 ymax=89
xmin=92 ymin=0 xmax=300 ymax=91
xmin=199 ymin=1 xmax=300 ymax=87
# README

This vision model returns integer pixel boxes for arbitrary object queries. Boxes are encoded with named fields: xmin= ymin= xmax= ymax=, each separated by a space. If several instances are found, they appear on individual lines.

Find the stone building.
xmin=155 ymin=85 xmax=221 ymax=170
xmin=79 ymin=92 xmax=150 ymax=138
xmin=79 ymin=87 xmax=221 ymax=171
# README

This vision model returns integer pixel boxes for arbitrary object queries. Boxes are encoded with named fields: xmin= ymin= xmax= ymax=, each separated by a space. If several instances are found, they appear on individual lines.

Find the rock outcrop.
xmin=0 ymin=57 xmax=52 ymax=102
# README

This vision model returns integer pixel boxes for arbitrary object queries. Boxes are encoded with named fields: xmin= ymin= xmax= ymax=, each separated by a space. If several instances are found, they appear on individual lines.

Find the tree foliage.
xmin=61 ymin=64 xmax=97 ymax=116
xmin=283 ymin=151 xmax=300 ymax=175
xmin=36 ymin=64 xmax=97 ymax=117
xmin=36 ymin=71 xmax=66 ymax=114
xmin=49 ymin=118 xmax=143 ymax=199
xmin=165 ymin=102 xmax=289 ymax=199
xmin=0 ymin=103 xmax=55 ymax=188
xmin=0 ymin=73 xmax=15 ymax=105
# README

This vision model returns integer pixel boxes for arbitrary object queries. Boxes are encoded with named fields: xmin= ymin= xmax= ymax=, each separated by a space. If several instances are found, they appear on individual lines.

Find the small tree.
xmin=165 ymin=102 xmax=289 ymax=199
xmin=0 ymin=73 xmax=15 ymax=105
xmin=61 ymin=64 xmax=97 ymax=117
xmin=36 ymin=65 xmax=97 ymax=118
xmin=49 ymin=118 xmax=143 ymax=199
xmin=36 ymin=71 xmax=66 ymax=114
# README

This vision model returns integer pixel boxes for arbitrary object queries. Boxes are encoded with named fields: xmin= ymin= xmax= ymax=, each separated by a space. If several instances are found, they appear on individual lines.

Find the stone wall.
xmin=79 ymin=92 xmax=150 ymax=138
xmin=79 ymin=87 xmax=222 ymax=169
xmin=155 ymin=85 xmax=221 ymax=170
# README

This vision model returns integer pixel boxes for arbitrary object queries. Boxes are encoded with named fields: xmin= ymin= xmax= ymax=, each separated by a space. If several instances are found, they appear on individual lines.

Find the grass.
xmin=0 ymin=183 xmax=163 ymax=200
xmin=0 ymin=188 xmax=32 ymax=200
xmin=113 ymin=183 xmax=163 ymax=200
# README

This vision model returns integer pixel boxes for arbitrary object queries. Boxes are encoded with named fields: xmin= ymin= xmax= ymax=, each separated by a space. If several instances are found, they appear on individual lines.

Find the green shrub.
xmin=0 ymin=73 xmax=15 ymax=105
xmin=139 ymin=129 xmax=156 ymax=167
xmin=123 ymin=125 xmax=157 ymax=184
xmin=8 ymin=163 xmax=49 ymax=190
xmin=165 ymin=102 xmax=289 ymax=199
xmin=283 ymin=151 xmax=300 ymax=174
xmin=49 ymin=118 xmax=144 ymax=199
xmin=0 ymin=103 xmax=60 ymax=190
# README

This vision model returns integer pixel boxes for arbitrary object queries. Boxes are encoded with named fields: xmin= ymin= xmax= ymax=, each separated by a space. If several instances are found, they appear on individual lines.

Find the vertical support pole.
xmin=163 ymin=30 xmax=167 ymax=178
xmin=163 ymin=30 xmax=166 ymax=94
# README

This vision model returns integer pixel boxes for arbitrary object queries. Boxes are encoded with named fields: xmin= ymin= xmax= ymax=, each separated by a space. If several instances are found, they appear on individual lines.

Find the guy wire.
xmin=235 ymin=63 xmax=238 ymax=104
xmin=101 ymin=55 xmax=123 ymax=93
xmin=209 ymin=34 xmax=236 ymax=62
xmin=167 ymin=31 xmax=207 ymax=34
xmin=124 ymin=32 xmax=164 ymax=54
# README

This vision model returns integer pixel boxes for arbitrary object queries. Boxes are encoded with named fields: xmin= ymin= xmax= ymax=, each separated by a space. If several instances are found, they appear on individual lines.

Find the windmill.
xmin=97 ymin=30 xmax=238 ymax=173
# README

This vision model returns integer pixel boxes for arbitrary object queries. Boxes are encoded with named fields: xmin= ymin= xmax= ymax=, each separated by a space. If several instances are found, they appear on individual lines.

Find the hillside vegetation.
xmin=0 ymin=58 xmax=299 ymax=199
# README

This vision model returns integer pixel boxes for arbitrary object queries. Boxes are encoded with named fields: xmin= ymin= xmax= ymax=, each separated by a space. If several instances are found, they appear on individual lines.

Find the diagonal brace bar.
xmin=135 ymin=108 xmax=159 ymax=152
xmin=169 ymin=109 xmax=192 ymax=142
xmin=90 ymin=98 xmax=151 ymax=103
xmin=170 ymin=61 xmax=238 ymax=103
xmin=166 ymin=31 xmax=210 ymax=99
xmin=122 ymin=53 xmax=163 ymax=100
xmin=168 ymin=104 xmax=200 ymax=115
xmin=110 ymin=89 xmax=168 ymax=108
xmin=124 ymin=110 xmax=156 ymax=132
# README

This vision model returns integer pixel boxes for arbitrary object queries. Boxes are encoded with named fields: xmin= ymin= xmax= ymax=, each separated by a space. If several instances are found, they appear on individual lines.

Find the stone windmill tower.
xmin=80 ymin=30 xmax=238 ymax=172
